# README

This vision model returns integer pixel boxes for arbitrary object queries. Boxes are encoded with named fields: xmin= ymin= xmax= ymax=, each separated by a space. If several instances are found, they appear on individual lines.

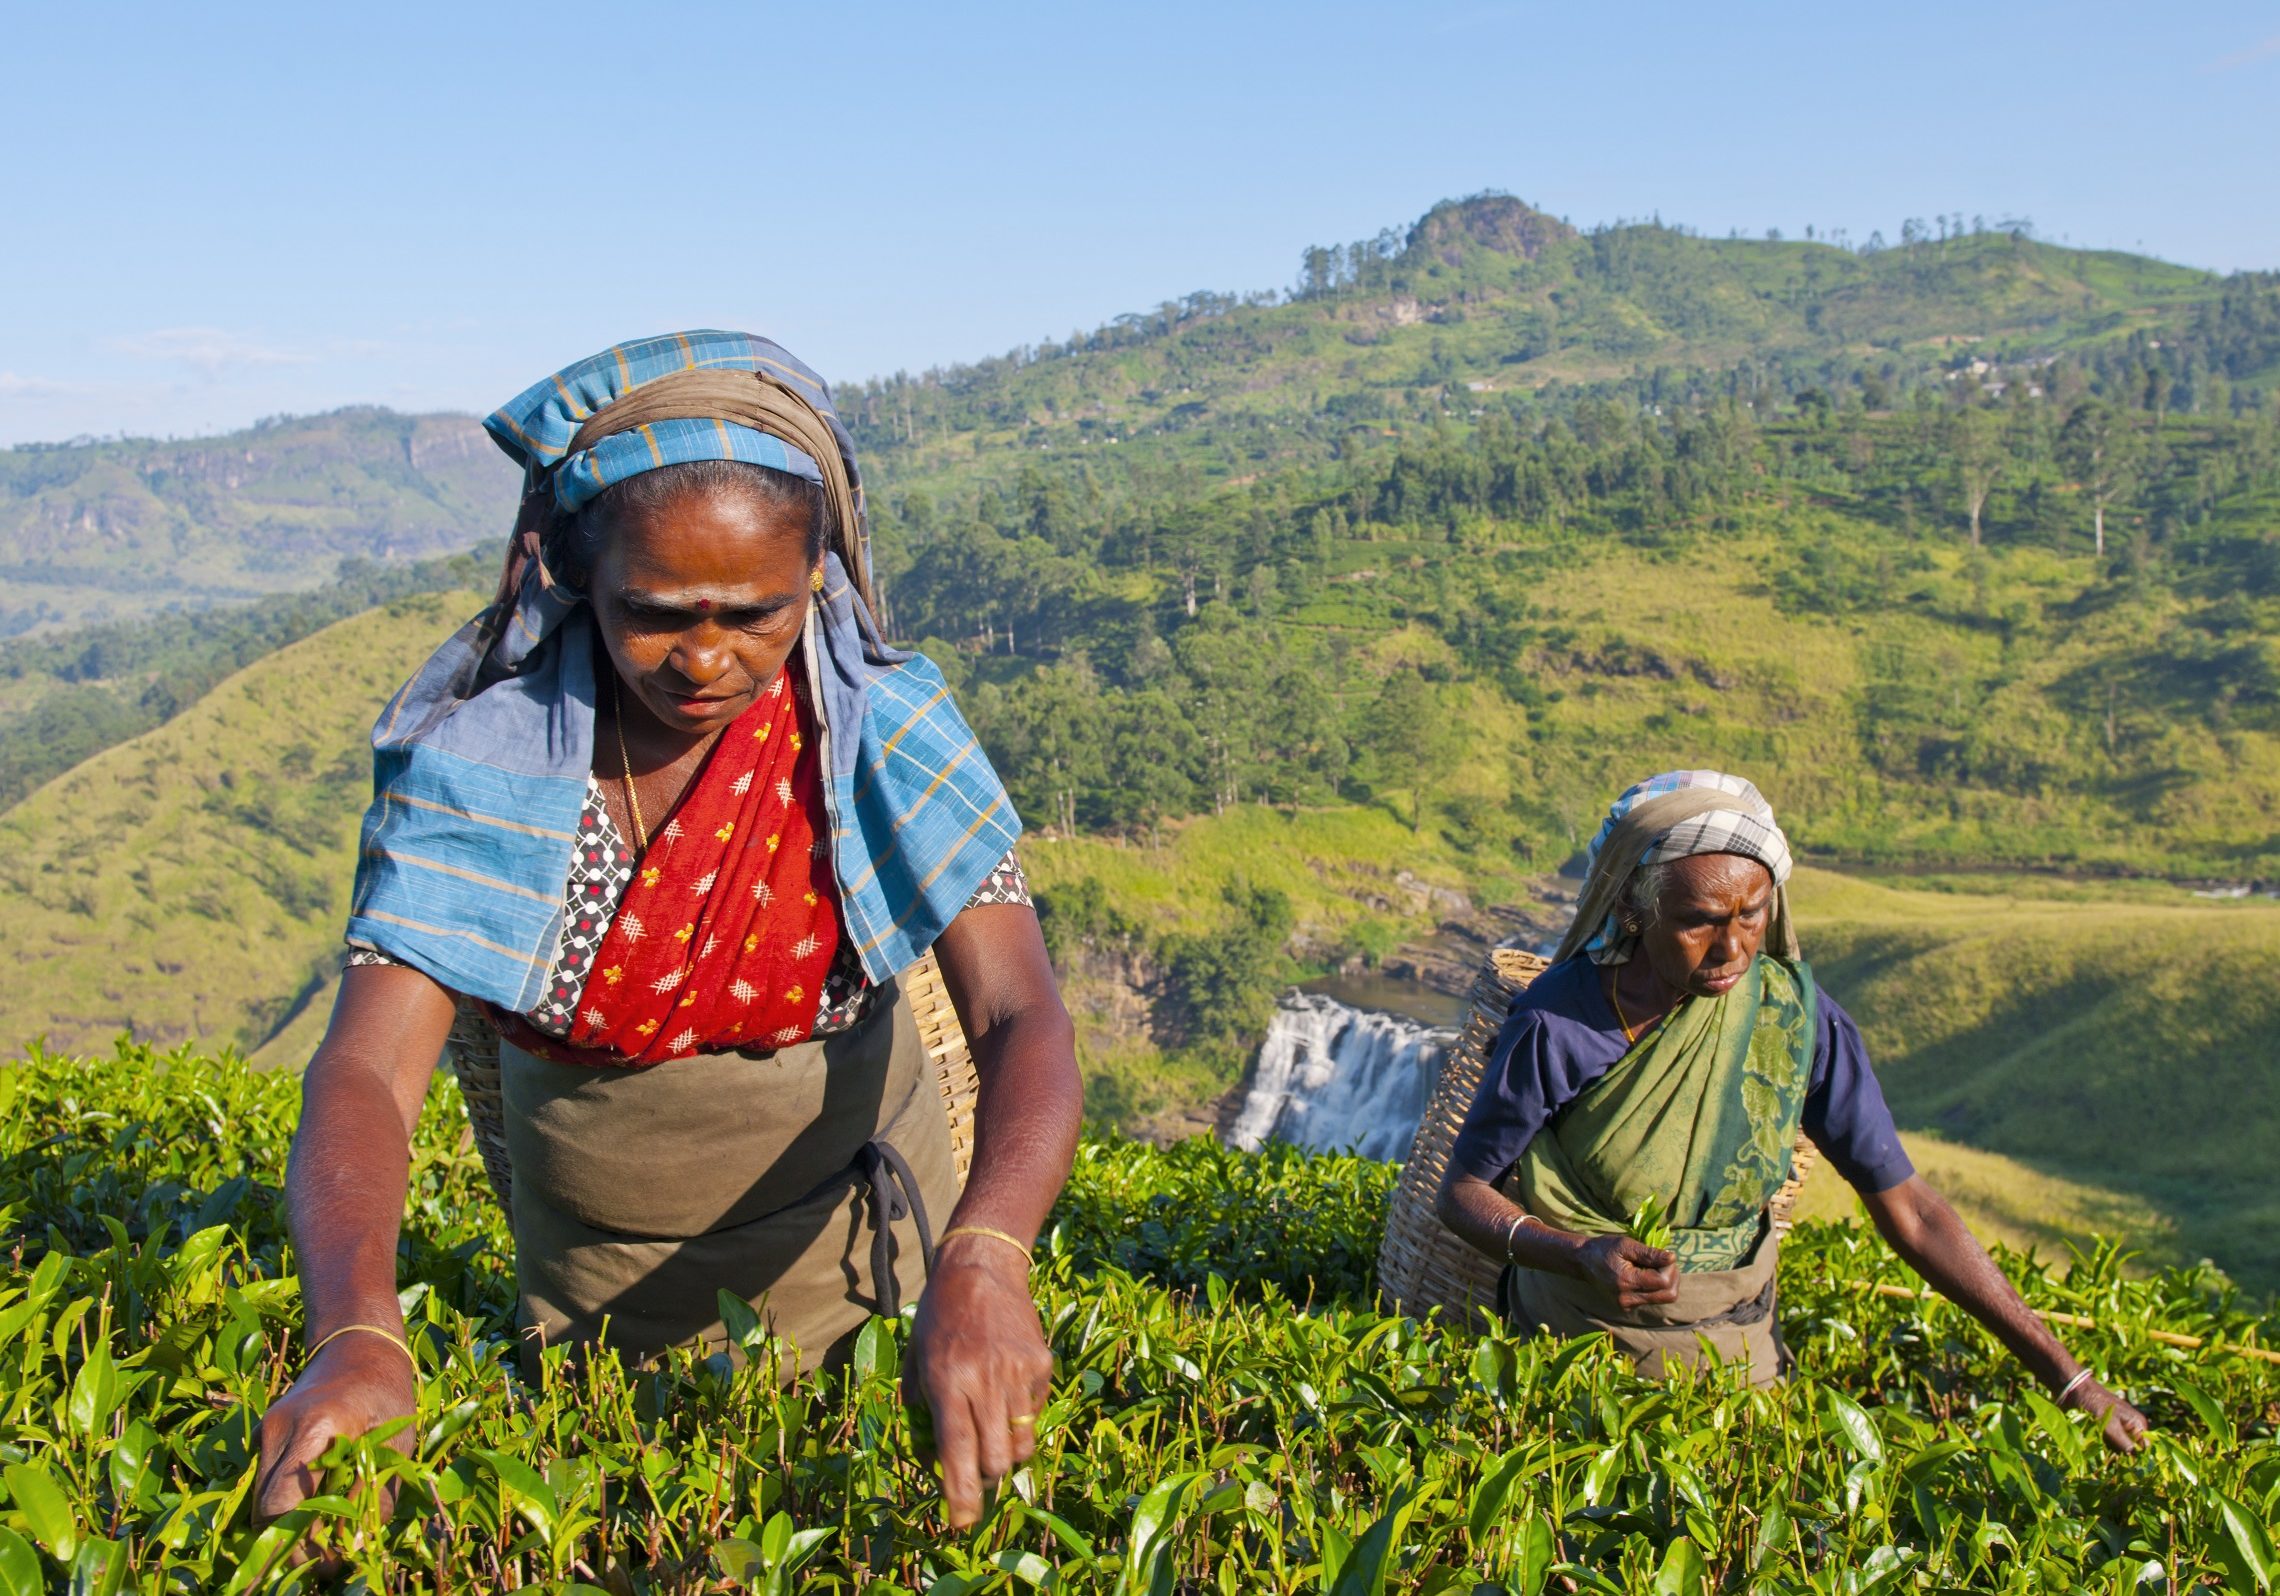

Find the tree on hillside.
xmin=1159 ymin=880 xmax=1295 ymax=1049
xmin=2144 ymin=363 xmax=2172 ymax=434
xmin=2058 ymin=400 xmax=2143 ymax=558
xmin=1360 ymin=667 xmax=1464 ymax=831
xmin=1947 ymin=405 xmax=2003 ymax=548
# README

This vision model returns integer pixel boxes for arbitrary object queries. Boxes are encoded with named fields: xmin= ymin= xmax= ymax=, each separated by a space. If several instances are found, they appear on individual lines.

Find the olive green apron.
xmin=500 ymin=980 xmax=959 ymax=1375
xmin=1497 ymin=1217 xmax=1789 ymax=1386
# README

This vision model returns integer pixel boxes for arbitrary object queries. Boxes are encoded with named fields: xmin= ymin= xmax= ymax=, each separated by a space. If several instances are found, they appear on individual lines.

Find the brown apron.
xmin=499 ymin=980 xmax=960 ymax=1375
xmin=1498 ymin=1216 xmax=1789 ymax=1387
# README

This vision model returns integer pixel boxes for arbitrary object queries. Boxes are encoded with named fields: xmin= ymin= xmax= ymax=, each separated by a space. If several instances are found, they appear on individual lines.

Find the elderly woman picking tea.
xmin=255 ymin=333 xmax=1080 ymax=1528
xmin=1438 ymin=771 xmax=2147 ymax=1452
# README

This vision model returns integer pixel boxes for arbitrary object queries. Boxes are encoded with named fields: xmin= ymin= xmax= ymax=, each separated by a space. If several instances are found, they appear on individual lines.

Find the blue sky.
xmin=3 ymin=1 xmax=2275 ymax=445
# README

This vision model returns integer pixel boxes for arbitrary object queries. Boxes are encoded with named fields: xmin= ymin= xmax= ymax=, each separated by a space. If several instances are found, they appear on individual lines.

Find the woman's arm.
xmin=254 ymin=962 xmax=455 ymax=1521
xmin=910 ymin=901 xmax=1081 ymax=1528
xmin=1859 ymin=1175 xmax=2148 ymax=1453
xmin=1438 ymin=1171 xmax=1679 ymax=1311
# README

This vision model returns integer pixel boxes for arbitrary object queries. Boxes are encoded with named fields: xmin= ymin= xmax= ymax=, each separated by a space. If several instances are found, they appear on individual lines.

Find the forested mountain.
xmin=830 ymin=198 xmax=2280 ymax=881
xmin=839 ymin=194 xmax=2276 ymax=488
xmin=0 ymin=407 xmax=515 ymax=636
xmin=10 ymin=194 xmax=2276 ymax=874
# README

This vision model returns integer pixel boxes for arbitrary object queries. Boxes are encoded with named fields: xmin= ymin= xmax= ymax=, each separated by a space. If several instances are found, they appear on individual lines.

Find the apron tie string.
xmin=857 ymin=1138 xmax=936 ymax=1316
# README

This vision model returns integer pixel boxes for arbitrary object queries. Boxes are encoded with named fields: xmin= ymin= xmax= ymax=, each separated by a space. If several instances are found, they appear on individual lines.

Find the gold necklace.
xmin=1609 ymin=973 xmax=1640 ymax=1044
xmin=610 ymin=675 xmax=649 ymax=852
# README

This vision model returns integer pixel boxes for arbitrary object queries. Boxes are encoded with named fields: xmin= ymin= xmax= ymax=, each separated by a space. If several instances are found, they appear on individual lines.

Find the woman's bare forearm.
xmin=953 ymin=1007 xmax=1082 ymax=1245
xmin=285 ymin=966 xmax=452 ymax=1340
xmin=287 ymin=1058 xmax=422 ymax=1335
xmin=931 ymin=902 xmax=1082 ymax=1248
xmin=1438 ymin=1171 xmax=1593 ymax=1279
xmin=1862 ymin=1176 xmax=2079 ymax=1390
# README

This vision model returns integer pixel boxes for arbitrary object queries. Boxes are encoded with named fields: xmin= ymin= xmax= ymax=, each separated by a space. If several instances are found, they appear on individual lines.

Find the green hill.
xmin=840 ymin=196 xmax=2272 ymax=494
xmin=0 ymin=408 xmax=515 ymax=634
xmin=0 ymin=591 xmax=483 ymax=1059
xmin=0 ymin=544 xmax=493 ymax=809
xmin=1790 ymin=868 xmax=2280 ymax=1287
xmin=7 ymin=195 xmax=2274 ymax=647
xmin=829 ymin=198 xmax=2280 ymax=883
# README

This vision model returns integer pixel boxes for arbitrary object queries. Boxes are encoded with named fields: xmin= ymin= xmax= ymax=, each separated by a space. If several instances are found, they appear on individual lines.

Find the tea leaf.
xmin=1 ymin=1464 xmax=75 ymax=1563
xmin=0 ymin=1528 xmax=42 ymax=1596
xmin=2209 ymin=1489 xmax=2276 ymax=1592
xmin=1824 ymin=1388 xmax=1884 ymax=1464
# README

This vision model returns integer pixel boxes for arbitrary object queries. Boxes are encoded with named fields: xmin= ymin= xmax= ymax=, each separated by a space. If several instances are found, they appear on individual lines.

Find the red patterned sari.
xmin=494 ymin=669 xmax=843 ymax=1067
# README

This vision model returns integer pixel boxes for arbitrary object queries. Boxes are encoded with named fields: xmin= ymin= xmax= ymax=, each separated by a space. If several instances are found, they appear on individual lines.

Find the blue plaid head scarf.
xmin=492 ymin=333 xmax=834 ymax=516
xmin=344 ymin=332 xmax=1021 ymax=1011
xmin=1554 ymin=770 xmax=1798 ymax=966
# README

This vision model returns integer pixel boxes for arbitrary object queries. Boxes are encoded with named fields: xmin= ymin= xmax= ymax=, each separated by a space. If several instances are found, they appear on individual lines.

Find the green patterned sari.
xmin=1511 ymin=955 xmax=1818 ymax=1272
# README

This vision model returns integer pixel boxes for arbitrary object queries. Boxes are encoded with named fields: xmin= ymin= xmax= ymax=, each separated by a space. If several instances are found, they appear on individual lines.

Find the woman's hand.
xmin=904 ymin=1236 xmax=1054 ymax=1528
xmin=1574 ymin=1234 xmax=1681 ymax=1311
xmin=2062 ymin=1374 xmax=2150 ymax=1455
xmin=1862 ymin=1177 xmax=2157 ymax=1457
xmin=254 ymin=1334 xmax=419 ymax=1524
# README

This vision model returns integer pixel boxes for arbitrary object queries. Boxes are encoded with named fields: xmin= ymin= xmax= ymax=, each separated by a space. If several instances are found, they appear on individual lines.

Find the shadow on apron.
xmin=498 ymin=979 xmax=959 ymax=1376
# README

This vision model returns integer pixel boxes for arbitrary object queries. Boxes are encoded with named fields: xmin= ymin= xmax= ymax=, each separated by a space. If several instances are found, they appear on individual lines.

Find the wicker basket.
xmin=1375 ymin=947 xmax=1819 ymax=1328
xmin=443 ymin=951 xmax=981 ymax=1220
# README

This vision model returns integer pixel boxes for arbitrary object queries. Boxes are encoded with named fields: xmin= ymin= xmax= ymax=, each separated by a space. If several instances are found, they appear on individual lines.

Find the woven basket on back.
xmin=444 ymin=951 xmax=981 ymax=1220
xmin=1375 ymin=947 xmax=1819 ymax=1329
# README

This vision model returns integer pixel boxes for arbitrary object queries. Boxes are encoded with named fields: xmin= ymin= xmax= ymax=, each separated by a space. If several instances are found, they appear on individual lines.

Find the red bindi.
xmin=694 ymin=598 xmax=713 ymax=613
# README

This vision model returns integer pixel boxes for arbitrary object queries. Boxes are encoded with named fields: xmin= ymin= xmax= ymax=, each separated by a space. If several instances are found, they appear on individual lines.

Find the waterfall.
xmin=1225 ymin=993 xmax=1457 ymax=1161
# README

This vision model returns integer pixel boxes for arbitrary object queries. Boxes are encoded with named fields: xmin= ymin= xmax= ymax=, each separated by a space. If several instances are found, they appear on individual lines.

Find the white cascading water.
xmin=1225 ymin=993 xmax=1458 ymax=1161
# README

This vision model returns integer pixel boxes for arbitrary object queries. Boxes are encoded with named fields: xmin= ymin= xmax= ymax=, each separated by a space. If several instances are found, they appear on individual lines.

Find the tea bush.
xmin=1 ymin=1041 xmax=2275 ymax=1592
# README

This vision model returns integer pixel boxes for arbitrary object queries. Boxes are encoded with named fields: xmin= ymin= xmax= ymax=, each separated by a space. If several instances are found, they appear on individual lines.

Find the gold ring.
xmin=1009 ymin=1413 xmax=1036 ymax=1428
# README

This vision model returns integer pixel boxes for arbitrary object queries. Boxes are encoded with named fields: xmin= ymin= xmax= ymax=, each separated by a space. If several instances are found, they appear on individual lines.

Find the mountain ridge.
xmin=8 ymin=195 xmax=2274 ymax=637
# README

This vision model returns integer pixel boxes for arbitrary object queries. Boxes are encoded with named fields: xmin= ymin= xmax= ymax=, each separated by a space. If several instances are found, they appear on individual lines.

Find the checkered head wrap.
xmin=1557 ymin=770 xmax=1797 ymax=966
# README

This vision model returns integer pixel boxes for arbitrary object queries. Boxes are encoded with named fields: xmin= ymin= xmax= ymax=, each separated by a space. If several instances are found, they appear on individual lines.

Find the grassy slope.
xmin=1222 ymin=507 xmax=2280 ymax=881
xmin=1789 ymin=1133 xmax=2179 ymax=1266
xmin=0 ymin=588 xmax=2270 ymax=1284
xmin=0 ymin=591 xmax=483 ymax=1058
xmin=1789 ymin=866 xmax=2280 ymax=1286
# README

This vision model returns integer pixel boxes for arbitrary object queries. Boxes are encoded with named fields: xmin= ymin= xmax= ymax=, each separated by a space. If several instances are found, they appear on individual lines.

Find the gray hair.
xmin=1623 ymin=861 xmax=1673 ymax=932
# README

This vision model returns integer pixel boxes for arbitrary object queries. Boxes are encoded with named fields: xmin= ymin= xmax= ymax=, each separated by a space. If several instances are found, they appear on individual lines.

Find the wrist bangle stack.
xmin=938 ymin=1224 xmax=1036 ymax=1268
xmin=2055 ymin=1368 xmax=2096 ymax=1405
xmin=306 ymin=1322 xmax=415 ymax=1369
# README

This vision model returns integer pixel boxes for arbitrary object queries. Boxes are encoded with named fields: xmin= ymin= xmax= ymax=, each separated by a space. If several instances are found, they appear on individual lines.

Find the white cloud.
xmin=2208 ymin=33 xmax=2280 ymax=72
xmin=0 ymin=371 xmax=80 ymax=397
xmin=105 ymin=327 xmax=313 ymax=379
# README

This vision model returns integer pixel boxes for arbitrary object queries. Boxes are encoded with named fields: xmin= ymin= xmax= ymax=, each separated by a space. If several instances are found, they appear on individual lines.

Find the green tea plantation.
xmin=1 ymin=1043 xmax=2276 ymax=1593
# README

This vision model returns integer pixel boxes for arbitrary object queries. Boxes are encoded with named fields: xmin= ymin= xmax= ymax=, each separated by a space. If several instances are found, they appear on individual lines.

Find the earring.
xmin=810 ymin=568 xmax=825 ymax=593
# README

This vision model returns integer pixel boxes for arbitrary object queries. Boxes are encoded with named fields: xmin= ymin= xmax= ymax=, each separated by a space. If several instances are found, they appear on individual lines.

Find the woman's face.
xmin=1633 ymin=853 xmax=1775 ymax=999
xmin=588 ymin=485 xmax=817 ymax=738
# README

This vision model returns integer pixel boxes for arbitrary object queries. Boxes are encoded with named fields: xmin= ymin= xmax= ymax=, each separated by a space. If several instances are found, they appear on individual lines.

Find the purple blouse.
xmin=1447 ymin=956 xmax=1915 ymax=1196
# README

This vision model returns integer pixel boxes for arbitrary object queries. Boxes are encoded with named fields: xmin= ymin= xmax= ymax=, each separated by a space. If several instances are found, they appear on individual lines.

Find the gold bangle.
xmin=306 ymin=1323 xmax=416 ymax=1369
xmin=937 ymin=1225 xmax=1035 ymax=1267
